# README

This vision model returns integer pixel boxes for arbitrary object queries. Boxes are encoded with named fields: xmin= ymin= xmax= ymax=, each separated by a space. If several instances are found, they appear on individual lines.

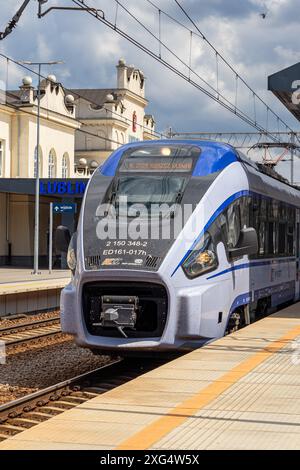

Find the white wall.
xmin=0 ymin=109 xmax=12 ymax=178
xmin=27 ymin=117 xmax=75 ymax=178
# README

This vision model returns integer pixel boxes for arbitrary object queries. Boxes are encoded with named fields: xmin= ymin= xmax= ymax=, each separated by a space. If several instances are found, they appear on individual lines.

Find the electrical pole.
xmin=291 ymin=132 xmax=295 ymax=185
xmin=19 ymin=60 xmax=63 ymax=274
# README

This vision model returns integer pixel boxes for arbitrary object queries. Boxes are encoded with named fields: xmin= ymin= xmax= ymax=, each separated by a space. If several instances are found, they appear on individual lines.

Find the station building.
xmin=72 ymin=58 xmax=156 ymax=176
xmin=0 ymin=59 xmax=156 ymax=268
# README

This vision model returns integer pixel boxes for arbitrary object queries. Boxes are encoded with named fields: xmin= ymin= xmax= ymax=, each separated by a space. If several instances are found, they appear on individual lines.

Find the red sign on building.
xmin=132 ymin=111 xmax=137 ymax=133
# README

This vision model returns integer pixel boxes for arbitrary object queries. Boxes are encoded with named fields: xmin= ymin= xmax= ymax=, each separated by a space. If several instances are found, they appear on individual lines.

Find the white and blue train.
xmin=57 ymin=140 xmax=300 ymax=354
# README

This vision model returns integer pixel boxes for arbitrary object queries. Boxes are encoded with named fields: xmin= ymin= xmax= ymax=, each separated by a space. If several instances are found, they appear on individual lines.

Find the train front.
xmin=60 ymin=141 xmax=237 ymax=353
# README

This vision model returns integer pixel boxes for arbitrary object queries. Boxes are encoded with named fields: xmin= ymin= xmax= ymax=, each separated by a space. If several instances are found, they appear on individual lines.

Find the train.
xmin=56 ymin=140 xmax=300 ymax=355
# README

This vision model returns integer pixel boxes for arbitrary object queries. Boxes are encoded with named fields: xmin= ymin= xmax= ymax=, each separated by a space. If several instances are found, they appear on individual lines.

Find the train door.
xmin=214 ymin=196 xmax=251 ymax=331
xmin=295 ymin=209 xmax=300 ymax=300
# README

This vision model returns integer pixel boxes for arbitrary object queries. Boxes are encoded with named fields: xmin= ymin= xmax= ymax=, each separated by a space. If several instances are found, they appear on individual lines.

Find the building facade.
xmin=1 ymin=76 xmax=80 ymax=179
xmin=0 ymin=59 xmax=158 ymax=268
xmin=0 ymin=75 xmax=83 ymax=266
xmin=72 ymin=59 xmax=156 ymax=176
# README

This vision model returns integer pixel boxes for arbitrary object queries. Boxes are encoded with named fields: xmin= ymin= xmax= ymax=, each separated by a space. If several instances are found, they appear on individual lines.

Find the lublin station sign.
xmin=40 ymin=180 xmax=87 ymax=196
xmin=0 ymin=178 xmax=88 ymax=198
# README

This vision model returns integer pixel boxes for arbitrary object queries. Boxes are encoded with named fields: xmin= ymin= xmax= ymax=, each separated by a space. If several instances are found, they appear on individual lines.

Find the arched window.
xmin=121 ymin=132 xmax=125 ymax=144
xmin=115 ymin=130 xmax=119 ymax=144
xmin=62 ymin=152 xmax=69 ymax=178
xmin=48 ymin=148 xmax=56 ymax=178
xmin=34 ymin=145 xmax=43 ymax=178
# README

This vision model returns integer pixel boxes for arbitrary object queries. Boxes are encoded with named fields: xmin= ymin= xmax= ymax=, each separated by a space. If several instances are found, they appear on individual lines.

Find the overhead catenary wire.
xmin=148 ymin=0 xmax=294 ymax=131
xmin=112 ymin=0 xmax=239 ymax=110
xmin=71 ymin=1 xmax=251 ymax=125
xmin=172 ymin=0 xmax=293 ymax=135
xmin=188 ymin=30 xmax=192 ymax=81
xmin=121 ymin=0 xmax=296 ymax=136
xmin=70 ymin=0 xmax=295 ymax=143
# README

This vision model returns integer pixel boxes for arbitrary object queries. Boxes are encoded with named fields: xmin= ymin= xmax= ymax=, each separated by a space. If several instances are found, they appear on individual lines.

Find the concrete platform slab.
xmin=1 ymin=302 xmax=300 ymax=450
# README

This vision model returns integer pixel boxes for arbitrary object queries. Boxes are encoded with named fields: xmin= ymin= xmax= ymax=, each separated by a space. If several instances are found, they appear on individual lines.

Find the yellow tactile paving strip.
xmin=0 ymin=278 xmax=70 ymax=296
xmin=1 ymin=303 xmax=300 ymax=450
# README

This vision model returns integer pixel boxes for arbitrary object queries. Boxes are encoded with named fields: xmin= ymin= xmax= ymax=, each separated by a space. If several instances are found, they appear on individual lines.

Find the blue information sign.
xmin=52 ymin=203 xmax=77 ymax=214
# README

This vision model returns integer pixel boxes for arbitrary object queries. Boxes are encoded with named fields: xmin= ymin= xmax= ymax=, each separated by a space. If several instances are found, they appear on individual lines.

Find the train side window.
xmin=226 ymin=202 xmax=241 ymax=248
xmin=260 ymin=198 xmax=267 ymax=220
xmin=267 ymin=221 xmax=276 ymax=255
xmin=287 ymin=224 xmax=294 ymax=256
xmin=239 ymin=196 xmax=250 ymax=227
xmin=218 ymin=197 xmax=250 ymax=254
xmin=259 ymin=199 xmax=267 ymax=256
xmin=258 ymin=221 xmax=266 ymax=255
xmin=250 ymin=196 xmax=259 ymax=236
xmin=278 ymin=223 xmax=286 ymax=255
xmin=271 ymin=200 xmax=279 ymax=219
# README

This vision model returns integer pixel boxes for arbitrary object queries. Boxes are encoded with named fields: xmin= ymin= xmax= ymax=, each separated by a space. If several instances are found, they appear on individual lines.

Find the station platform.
xmin=0 ymin=268 xmax=70 ymax=316
xmin=1 ymin=303 xmax=300 ymax=450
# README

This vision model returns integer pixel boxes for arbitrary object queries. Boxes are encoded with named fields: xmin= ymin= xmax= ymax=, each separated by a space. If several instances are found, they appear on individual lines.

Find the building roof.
xmin=268 ymin=62 xmax=300 ymax=122
xmin=5 ymin=89 xmax=25 ymax=106
xmin=70 ymin=88 xmax=117 ymax=106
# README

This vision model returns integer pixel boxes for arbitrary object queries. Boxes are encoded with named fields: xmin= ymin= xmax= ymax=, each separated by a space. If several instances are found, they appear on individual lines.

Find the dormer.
xmin=117 ymin=58 xmax=145 ymax=98
xmin=144 ymin=114 xmax=155 ymax=130
xmin=36 ymin=75 xmax=76 ymax=118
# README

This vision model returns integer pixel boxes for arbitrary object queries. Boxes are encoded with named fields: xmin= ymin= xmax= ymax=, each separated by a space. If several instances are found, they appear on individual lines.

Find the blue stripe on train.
xmin=171 ymin=190 xmax=250 ymax=277
xmin=228 ymin=280 xmax=295 ymax=314
xmin=171 ymin=184 xmax=298 ymax=277
xmin=206 ymin=258 xmax=296 ymax=280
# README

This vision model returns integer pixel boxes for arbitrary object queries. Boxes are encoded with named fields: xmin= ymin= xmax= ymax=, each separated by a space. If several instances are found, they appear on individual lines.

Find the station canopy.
xmin=268 ymin=62 xmax=300 ymax=122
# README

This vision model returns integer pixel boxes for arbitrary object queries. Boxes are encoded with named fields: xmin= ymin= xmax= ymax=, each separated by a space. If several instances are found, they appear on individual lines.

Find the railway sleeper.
xmin=28 ymin=411 xmax=53 ymax=421
xmin=61 ymin=396 xmax=87 ymax=403
xmin=0 ymin=423 xmax=25 ymax=433
xmin=71 ymin=391 xmax=99 ymax=398
xmin=38 ymin=406 xmax=66 ymax=414
xmin=83 ymin=386 xmax=110 ymax=393
xmin=50 ymin=400 xmax=79 ymax=408
xmin=26 ymin=411 xmax=54 ymax=419
xmin=9 ymin=417 xmax=38 ymax=427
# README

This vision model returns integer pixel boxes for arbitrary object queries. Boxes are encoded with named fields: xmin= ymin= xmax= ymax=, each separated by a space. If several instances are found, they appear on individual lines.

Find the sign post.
xmin=52 ymin=202 xmax=77 ymax=214
xmin=49 ymin=203 xmax=77 ymax=273
xmin=49 ymin=202 xmax=53 ymax=274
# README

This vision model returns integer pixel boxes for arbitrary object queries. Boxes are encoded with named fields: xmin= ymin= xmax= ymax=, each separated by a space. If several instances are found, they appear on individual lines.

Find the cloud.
xmin=1 ymin=0 xmax=300 ymax=180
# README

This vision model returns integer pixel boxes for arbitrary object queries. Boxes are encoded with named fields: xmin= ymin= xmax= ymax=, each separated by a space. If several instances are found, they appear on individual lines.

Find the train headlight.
xmin=67 ymin=233 xmax=77 ymax=273
xmin=182 ymin=232 xmax=218 ymax=279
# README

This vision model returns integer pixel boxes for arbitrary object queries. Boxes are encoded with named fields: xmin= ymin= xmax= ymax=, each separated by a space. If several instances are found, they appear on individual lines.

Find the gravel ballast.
xmin=0 ymin=310 xmax=60 ymax=328
xmin=0 ymin=340 xmax=112 ymax=404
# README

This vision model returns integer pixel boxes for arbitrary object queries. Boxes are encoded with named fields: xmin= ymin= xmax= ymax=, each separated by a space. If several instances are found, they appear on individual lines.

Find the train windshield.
xmin=112 ymin=176 xmax=186 ymax=216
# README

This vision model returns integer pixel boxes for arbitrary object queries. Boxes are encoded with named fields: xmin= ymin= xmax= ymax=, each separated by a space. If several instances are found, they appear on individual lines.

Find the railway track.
xmin=0 ymin=358 xmax=162 ymax=442
xmin=0 ymin=316 xmax=61 ymax=347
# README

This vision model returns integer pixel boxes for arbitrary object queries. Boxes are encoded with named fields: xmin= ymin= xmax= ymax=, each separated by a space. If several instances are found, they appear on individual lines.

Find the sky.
xmin=1 ymin=0 xmax=300 ymax=179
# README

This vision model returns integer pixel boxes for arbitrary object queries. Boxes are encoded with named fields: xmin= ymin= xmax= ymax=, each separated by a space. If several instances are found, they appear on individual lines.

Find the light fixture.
xmin=161 ymin=147 xmax=171 ymax=156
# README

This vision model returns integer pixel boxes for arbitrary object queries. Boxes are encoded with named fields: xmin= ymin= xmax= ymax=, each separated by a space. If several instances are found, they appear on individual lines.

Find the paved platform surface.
xmin=0 ymin=268 xmax=70 ymax=295
xmin=1 ymin=303 xmax=300 ymax=450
